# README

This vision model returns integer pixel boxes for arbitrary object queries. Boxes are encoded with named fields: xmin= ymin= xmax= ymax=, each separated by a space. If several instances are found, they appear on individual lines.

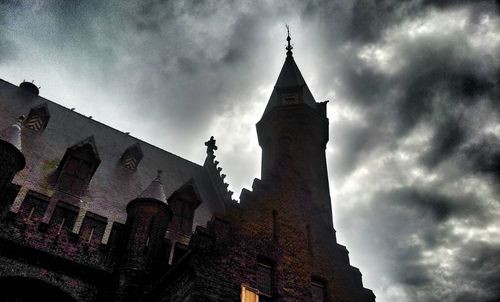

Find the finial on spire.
xmin=205 ymin=136 xmax=218 ymax=156
xmin=286 ymin=24 xmax=293 ymax=57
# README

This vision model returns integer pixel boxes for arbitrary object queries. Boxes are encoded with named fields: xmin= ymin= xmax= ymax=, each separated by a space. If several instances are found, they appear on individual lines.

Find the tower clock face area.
xmin=281 ymin=92 xmax=299 ymax=105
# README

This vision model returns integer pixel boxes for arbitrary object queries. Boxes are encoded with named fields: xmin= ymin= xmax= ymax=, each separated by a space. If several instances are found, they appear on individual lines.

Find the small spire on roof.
xmin=138 ymin=170 xmax=167 ymax=203
xmin=286 ymin=24 xmax=293 ymax=57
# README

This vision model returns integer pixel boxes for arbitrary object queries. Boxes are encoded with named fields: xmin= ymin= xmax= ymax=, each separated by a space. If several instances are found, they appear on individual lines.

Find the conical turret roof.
xmin=138 ymin=170 xmax=168 ymax=203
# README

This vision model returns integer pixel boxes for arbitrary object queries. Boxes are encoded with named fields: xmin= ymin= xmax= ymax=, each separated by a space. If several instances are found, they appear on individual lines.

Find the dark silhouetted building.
xmin=0 ymin=35 xmax=375 ymax=301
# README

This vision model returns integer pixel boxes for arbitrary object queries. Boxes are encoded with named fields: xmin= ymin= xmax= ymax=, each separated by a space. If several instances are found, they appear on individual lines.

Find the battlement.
xmin=0 ymin=184 xmax=124 ymax=272
xmin=0 ymin=182 xmax=197 ymax=283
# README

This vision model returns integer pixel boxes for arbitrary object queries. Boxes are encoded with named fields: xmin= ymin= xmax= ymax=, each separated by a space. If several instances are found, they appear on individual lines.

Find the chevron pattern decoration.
xmin=25 ymin=114 xmax=44 ymax=131
xmin=122 ymin=154 xmax=138 ymax=170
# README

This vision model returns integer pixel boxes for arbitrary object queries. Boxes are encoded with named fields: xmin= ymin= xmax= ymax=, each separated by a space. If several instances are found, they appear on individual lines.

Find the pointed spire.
xmin=260 ymin=29 xmax=317 ymax=117
xmin=138 ymin=170 xmax=167 ymax=203
xmin=0 ymin=116 xmax=24 ymax=151
xmin=286 ymin=24 xmax=293 ymax=57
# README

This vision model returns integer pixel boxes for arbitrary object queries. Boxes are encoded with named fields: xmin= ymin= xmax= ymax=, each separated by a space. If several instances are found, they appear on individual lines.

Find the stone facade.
xmin=0 ymin=37 xmax=375 ymax=301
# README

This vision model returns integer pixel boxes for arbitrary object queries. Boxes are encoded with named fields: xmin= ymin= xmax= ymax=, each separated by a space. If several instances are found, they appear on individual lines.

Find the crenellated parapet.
xmin=0 ymin=167 xmax=201 ymax=302
xmin=0 ymin=187 xmax=125 ymax=272
xmin=203 ymin=136 xmax=237 ymax=205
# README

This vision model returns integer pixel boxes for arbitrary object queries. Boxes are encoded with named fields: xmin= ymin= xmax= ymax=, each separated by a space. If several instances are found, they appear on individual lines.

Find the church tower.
xmin=257 ymin=28 xmax=333 ymax=229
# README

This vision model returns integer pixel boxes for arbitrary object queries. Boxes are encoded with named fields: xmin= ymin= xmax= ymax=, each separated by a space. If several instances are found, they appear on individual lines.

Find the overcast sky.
xmin=1 ymin=1 xmax=500 ymax=301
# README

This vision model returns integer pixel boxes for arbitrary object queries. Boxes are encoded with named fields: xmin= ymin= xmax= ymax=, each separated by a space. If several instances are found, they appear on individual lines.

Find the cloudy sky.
xmin=1 ymin=1 xmax=500 ymax=301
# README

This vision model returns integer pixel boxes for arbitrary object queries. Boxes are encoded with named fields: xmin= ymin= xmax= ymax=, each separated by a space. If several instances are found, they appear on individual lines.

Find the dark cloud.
xmin=391 ymin=32 xmax=498 ymax=135
xmin=454 ymin=241 xmax=500 ymax=301
xmin=331 ymin=122 xmax=373 ymax=179
xmin=461 ymin=134 xmax=500 ymax=179
xmin=420 ymin=117 xmax=467 ymax=168
xmin=381 ymin=188 xmax=487 ymax=223
xmin=0 ymin=3 xmax=17 ymax=62
xmin=339 ymin=185 xmax=495 ymax=300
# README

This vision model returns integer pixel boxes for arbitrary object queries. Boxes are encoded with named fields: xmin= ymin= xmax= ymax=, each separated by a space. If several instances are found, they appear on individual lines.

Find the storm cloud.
xmin=1 ymin=1 xmax=499 ymax=301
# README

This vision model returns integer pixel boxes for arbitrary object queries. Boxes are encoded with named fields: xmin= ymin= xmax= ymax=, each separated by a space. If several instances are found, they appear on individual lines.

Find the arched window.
xmin=57 ymin=137 xmax=100 ymax=196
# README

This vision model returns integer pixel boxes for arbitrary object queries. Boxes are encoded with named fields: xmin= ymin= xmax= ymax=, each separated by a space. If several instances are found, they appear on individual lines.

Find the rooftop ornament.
xmin=286 ymin=24 xmax=293 ymax=57
xmin=205 ymin=136 xmax=218 ymax=156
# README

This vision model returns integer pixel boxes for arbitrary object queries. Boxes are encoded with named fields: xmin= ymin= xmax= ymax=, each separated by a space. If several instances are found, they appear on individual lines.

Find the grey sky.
xmin=1 ymin=1 xmax=499 ymax=301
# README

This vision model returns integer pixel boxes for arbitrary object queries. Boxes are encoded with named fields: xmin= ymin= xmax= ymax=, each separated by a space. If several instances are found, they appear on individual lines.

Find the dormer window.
xmin=24 ymin=103 xmax=50 ymax=132
xmin=167 ymin=180 xmax=202 ymax=235
xmin=57 ymin=137 xmax=100 ymax=196
xmin=121 ymin=143 xmax=143 ymax=171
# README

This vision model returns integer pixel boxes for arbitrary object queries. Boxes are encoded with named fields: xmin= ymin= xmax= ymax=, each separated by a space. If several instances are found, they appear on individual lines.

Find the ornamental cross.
xmin=205 ymin=136 xmax=218 ymax=155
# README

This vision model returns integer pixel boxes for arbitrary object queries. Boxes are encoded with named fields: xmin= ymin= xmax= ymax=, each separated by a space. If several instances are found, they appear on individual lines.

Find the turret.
xmin=116 ymin=171 xmax=172 ymax=302
xmin=0 ymin=117 xmax=26 ymax=194
xmin=256 ymin=28 xmax=332 ymax=227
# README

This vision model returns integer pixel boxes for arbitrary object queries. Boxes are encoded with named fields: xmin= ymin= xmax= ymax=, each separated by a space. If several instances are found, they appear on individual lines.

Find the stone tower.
xmin=117 ymin=172 xmax=172 ymax=302
xmin=147 ymin=30 xmax=375 ymax=302
xmin=256 ymin=30 xmax=333 ymax=228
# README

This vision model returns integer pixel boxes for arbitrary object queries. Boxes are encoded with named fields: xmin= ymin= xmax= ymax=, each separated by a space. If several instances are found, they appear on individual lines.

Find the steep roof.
xmin=138 ymin=172 xmax=168 ymax=204
xmin=0 ymin=79 xmax=225 ymax=227
xmin=262 ymin=54 xmax=317 ymax=116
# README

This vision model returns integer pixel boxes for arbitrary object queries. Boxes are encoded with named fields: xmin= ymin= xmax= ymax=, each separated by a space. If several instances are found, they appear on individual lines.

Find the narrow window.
xmin=306 ymin=224 xmax=312 ymax=255
xmin=180 ymin=202 xmax=193 ymax=234
xmin=26 ymin=207 xmax=35 ymax=223
xmin=272 ymin=210 xmax=277 ymax=242
xmin=87 ymin=227 xmax=95 ymax=243
xmin=311 ymin=279 xmax=327 ymax=302
xmin=256 ymin=260 xmax=274 ymax=301
xmin=146 ymin=217 xmax=155 ymax=247
xmin=57 ymin=218 xmax=66 ymax=236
